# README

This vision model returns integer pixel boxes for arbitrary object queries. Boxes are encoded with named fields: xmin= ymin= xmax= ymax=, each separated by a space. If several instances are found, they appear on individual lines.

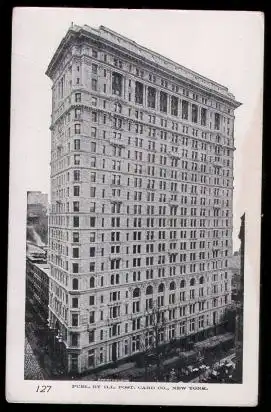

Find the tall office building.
xmin=46 ymin=24 xmax=241 ymax=374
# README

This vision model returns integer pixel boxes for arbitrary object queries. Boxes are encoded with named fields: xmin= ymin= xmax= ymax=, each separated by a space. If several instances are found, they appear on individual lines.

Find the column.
xmin=156 ymin=89 xmax=160 ymax=111
xmin=144 ymin=84 xmax=148 ymax=107
xmin=179 ymin=98 xmax=182 ymax=119
xmin=168 ymin=94 xmax=171 ymax=116
xmin=188 ymin=102 xmax=192 ymax=122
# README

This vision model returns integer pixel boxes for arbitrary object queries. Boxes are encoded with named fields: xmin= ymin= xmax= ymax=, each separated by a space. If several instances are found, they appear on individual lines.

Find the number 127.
xmin=36 ymin=385 xmax=52 ymax=393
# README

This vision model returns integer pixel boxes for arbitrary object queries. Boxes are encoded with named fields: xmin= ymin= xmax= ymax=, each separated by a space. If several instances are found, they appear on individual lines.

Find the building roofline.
xmin=46 ymin=24 xmax=241 ymax=108
xmin=98 ymin=26 xmax=228 ymax=93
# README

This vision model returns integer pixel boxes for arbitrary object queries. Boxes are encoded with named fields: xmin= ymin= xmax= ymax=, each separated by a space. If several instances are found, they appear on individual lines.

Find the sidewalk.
xmin=24 ymin=337 xmax=46 ymax=380
xmin=25 ymin=321 xmax=57 ymax=380
xmin=81 ymin=354 xmax=187 ymax=381
xmin=81 ymin=361 xmax=136 ymax=381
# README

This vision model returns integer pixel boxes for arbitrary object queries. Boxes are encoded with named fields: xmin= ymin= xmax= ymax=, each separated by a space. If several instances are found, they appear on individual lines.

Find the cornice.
xmin=46 ymin=25 xmax=241 ymax=110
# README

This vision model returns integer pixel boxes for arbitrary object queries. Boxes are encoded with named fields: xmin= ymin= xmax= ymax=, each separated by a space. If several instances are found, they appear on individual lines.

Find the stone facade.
xmin=46 ymin=25 xmax=241 ymax=374
xmin=26 ymin=255 xmax=50 ymax=325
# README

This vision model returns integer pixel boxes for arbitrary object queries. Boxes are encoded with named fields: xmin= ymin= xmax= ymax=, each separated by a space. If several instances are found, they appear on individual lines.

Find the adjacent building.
xmin=234 ymin=213 xmax=245 ymax=382
xmin=229 ymin=251 xmax=241 ymax=301
xmin=26 ymin=243 xmax=50 ymax=325
xmin=27 ymin=191 xmax=48 ymax=208
xmin=27 ymin=191 xmax=48 ymax=223
xmin=46 ymin=24 xmax=241 ymax=374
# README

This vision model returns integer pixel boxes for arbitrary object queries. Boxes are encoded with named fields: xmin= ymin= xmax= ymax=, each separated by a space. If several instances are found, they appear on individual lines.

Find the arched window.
xmin=199 ymin=276 xmax=204 ymax=284
xmin=133 ymin=287 xmax=140 ymax=298
xmin=158 ymin=283 xmax=164 ymax=293
xmin=72 ymin=278 xmax=78 ymax=290
xmin=190 ymin=278 xmax=195 ymax=287
xmin=90 ymin=276 xmax=95 ymax=288
xmin=146 ymin=285 xmax=153 ymax=295
xmin=169 ymin=281 xmax=176 ymax=290
xmin=180 ymin=279 xmax=185 ymax=288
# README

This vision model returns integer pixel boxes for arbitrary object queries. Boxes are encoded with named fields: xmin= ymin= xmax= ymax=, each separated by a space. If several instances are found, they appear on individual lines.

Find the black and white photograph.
xmin=6 ymin=8 xmax=263 ymax=406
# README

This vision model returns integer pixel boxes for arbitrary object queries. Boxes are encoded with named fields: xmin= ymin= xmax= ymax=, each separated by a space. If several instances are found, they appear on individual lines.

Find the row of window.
xmin=67 ymin=293 xmax=228 ymax=329
xmin=67 ymin=233 xmax=228 ymax=246
xmin=60 ymin=48 xmax=232 ymax=114
xmin=61 ymin=214 xmax=230 ymax=229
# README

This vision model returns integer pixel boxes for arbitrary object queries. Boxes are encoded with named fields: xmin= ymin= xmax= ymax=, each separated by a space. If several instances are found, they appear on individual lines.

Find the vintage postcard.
xmin=6 ymin=8 xmax=263 ymax=406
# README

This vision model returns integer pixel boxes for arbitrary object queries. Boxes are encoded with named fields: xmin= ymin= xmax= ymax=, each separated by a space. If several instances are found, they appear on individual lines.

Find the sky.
xmin=11 ymin=8 xmax=264 ymax=252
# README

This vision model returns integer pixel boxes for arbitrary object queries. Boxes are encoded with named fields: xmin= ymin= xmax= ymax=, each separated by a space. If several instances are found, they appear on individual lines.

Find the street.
xmin=24 ymin=336 xmax=46 ymax=380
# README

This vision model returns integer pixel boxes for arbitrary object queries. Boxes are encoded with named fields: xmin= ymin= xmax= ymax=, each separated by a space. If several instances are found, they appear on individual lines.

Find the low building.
xmin=27 ymin=191 xmax=48 ymax=209
xmin=27 ymin=191 xmax=48 ymax=225
xmin=26 ymin=244 xmax=50 ymax=325
xmin=229 ymin=251 xmax=241 ymax=301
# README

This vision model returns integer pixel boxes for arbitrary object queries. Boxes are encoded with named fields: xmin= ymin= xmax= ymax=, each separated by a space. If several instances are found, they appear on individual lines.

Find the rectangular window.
xmin=171 ymin=95 xmax=178 ymax=116
xmin=92 ymin=63 xmax=98 ymax=74
xmin=71 ymin=333 xmax=78 ymax=347
xmin=215 ymin=113 xmax=221 ymax=130
xmin=73 ymin=170 xmax=80 ymax=181
xmin=90 ymin=187 xmax=96 ymax=197
xmin=73 ymin=248 xmax=79 ymax=258
xmin=73 ymin=186 xmax=79 ymax=197
xmin=72 ymin=314 xmax=78 ymax=327
xmin=73 ymin=232 xmax=79 ymax=243
xmin=90 ymin=232 xmax=95 ymax=242
xmin=75 ymin=93 xmax=81 ymax=102
xmin=90 ymin=157 xmax=96 ymax=167
xmin=74 ymin=124 xmax=81 ymax=134
xmin=90 ymin=172 xmax=96 ymax=182
xmin=160 ymin=91 xmax=168 ymax=113
xmin=147 ymin=86 xmax=156 ymax=108
xmin=91 ymin=96 xmax=97 ymax=106
xmin=91 ymin=127 xmax=97 ymax=137
xmin=89 ymin=311 xmax=95 ymax=324
xmin=91 ymin=79 xmax=97 ymax=91
xmin=89 ymin=330 xmax=95 ymax=343
xmin=90 ymin=142 xmax=96 ymax=153
xmin=182 ymin=100 xmax=188 ymax=120
xmin=72 ymin=263 xmax=78 ymax=273
xmin=74 ymin=139 xmax=80 ymax=150
xmin=112 ymin=72 xmax=123 ymax=96
xmin=72 ymin=298 xmax=78 ymax=308
xmin=135 ymin=81 xmax=144 ymax=104
xmin=74 ymin=154 xmax=80 ymax=165
xmin=90 ymin=247 xmax=95 ymax=257
xmin=73 ymin=216 xmax=79 ymax=227
xmin=75 ymin=108 xmax=81 ymax=119
xmin=192 ymin=104 xmax=198 ymax=123
xmin=201 ymin=107 xmax=207 ymax=126
xmin=73 ymin=201 xmax=79 ymax=212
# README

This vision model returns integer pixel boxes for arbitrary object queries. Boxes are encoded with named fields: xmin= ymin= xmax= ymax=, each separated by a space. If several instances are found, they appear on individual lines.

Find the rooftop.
xmin=229 ymin=253 xmax=241 ymax=270
xmin=26 ymin=241 xmax=46 ymax=255
xmin=46 ymin=24 xmax=241 ymax=107
xmin=34 ymin=263 xmax=50 ymax=275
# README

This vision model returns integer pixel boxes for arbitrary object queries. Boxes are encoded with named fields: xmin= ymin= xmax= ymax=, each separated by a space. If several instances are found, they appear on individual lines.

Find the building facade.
xmin=27 ymin=191 xmax=48 ymax=224
xmin=46 ymin=24 xmax=241 ymax=374
xmin=229 ymin=251 xmax=241 ymax=301
xmin=26 ymin=245 xmax=50 ymax=325
xmin=234 ymin=213 xmax=245 ymax=381
xmin=27 ymin=191 xmax=48 ymax=207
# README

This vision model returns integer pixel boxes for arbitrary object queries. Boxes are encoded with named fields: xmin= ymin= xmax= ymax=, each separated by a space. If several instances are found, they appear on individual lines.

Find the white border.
xmin=6 ymin=8 xmax=263 ymax=406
